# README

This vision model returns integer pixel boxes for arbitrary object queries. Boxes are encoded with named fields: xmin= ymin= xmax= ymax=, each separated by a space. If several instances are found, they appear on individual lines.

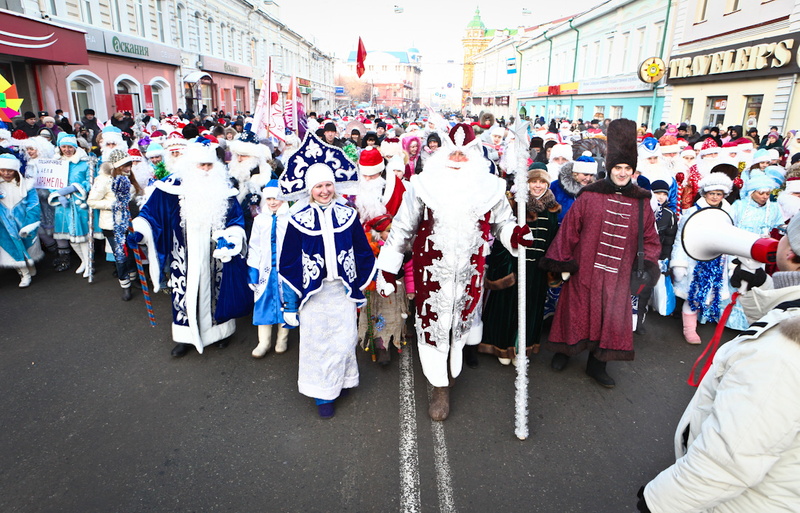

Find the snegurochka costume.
xmin=278 ymin=132 xmax=376 ymax=418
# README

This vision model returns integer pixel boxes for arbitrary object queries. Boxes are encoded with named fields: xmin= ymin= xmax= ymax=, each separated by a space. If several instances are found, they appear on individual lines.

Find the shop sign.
xmin=579 ymin=74 xmax=651 ymax=94
xmin=713 ymin=98 xmax=727 ymax=110
xmin=667 ymin=32 xmax=800 ymax=84
xmin=103 ymin=32 xmax=181 ymax=65
xmin=0 ymin=11 xmax=88 ymax=65
xmin=298 ymin=78 xmax=311 ymax=87
xmin=200 ymin=56 xmax=253 ymax=78
xmin=496 ymin=96 xmax=510 ymax=106
xmin=143 ymin=85 xmax=154 ymax=115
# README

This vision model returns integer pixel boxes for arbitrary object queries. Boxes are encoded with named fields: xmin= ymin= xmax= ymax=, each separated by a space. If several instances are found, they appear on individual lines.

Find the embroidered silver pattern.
xmin=302 ymin=250 xmax=325 ymax=288
xmin=169 ymin=236 xmax=188 ymax=324
xmin=337 ymin=248 xmax=356 ymax=282
xmin=333 ymin=203 xmax=353 ymax=226
xmin=294 ymin=208 xmax=316 ymax=229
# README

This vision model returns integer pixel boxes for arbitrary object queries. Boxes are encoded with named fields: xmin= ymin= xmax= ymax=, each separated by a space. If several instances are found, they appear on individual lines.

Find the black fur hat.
xmin=605 ymin=119 xmax=638 ymax=173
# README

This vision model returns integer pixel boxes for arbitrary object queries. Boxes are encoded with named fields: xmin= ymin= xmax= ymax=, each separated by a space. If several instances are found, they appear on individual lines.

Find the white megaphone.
xmin=681 ymin=207 xmax=778 ymax=264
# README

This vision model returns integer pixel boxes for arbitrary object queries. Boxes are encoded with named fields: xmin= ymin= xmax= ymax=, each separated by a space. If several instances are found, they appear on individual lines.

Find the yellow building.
xmin=461 ymin=8 xmax=492 ymax=109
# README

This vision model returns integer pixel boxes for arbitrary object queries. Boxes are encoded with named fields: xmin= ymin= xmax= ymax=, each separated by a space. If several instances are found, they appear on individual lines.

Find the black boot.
xmin=586 ymin=353 xmax=615 ymax=388
xmin=121 ymin=287 xmax=132 ymax=301
xmin=464 ymin=344 xmax=479 ymax=368
xmin=551 ymin=352 xmax=569 ymax=371
xmin=635 ymin=310 xmax=647 ymax=335
xmin=171 ymin=343 xmax=191 ymax=358
xmin=54 ymin=248 xmax=71 ymax=272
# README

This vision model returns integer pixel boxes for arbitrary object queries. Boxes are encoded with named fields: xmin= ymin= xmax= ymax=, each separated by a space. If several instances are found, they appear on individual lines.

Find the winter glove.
xmin=58 ymin=196 xmax=69 ymax=209
xmin=283 ymin=312 xmax=299 ymax=327
xmin=730 ymin=258 xmax=767 ymax=291
xmin=672 ymin=266 xmax=687 ymax=282
xmin=212 ymin=230 xmax=243 ymax=263
xmin=636 ymin=486 xmax=651 ymax=513
xmin=127 ymin=231 xmax=143 ymax=249
xmin=377 ymin=271 xmax=397 ymax=297
xmin=510 ymin=224 xmax=534 ymax=248
xmin=19 ymin=228 xmax=30 ymax=238
xmin=56 ymin=185 xmax=77 ymax=196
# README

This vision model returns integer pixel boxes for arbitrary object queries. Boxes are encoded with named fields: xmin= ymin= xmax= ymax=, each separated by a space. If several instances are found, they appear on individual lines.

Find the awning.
xmin=0 ymin=9 xmax=88 ymax=65
xmin=311 ymin=89 xmax=325 ymax=101
xmin=183 ymin=71 xmax=212 ymax=83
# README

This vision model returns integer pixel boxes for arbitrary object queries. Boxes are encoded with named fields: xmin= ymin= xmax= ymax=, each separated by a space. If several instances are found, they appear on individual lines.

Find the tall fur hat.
xmin=605 ymin=119 xmax=638 ymax=173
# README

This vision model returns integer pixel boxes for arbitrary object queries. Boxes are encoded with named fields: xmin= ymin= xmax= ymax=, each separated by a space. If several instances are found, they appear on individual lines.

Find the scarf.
xmin=111 ymin=175 xmax=133 ymax=263
xmin=526 ymin=189 xmax=558 ymax=221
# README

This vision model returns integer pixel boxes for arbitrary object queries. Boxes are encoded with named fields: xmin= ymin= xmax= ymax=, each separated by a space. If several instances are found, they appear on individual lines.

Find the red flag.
xmin=356 ymin=37 xmax=367 ymax=78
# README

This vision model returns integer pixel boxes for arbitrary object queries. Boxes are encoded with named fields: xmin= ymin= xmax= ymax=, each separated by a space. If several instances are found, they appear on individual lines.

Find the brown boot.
xmin=428 ymin=387 xmax=450 ymax=421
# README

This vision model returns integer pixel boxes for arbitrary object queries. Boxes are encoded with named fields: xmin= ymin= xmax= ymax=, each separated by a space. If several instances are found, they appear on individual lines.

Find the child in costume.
xmin=0 ymin=153 xmax=42 ymax=287
xmin=247 ymin=180 xmax=291 ymax=358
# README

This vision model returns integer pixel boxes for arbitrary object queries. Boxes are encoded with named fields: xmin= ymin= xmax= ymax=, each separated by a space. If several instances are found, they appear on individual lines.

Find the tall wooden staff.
xmin=508 ymin=119 xmax=531 ymax=440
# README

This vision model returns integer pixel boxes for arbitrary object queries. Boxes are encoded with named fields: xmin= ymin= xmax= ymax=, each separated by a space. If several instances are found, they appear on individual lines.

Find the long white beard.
xmin=697 ymin=156 xmax=721 ymax=177
xmin=355 ymin=177 xmax=386 ymax=221
xmin=179 ymin=163 xmax=231 ymax=232
xmin=101 ymin=147 xmax=117 ymax=163
xmin=546 ymin=161 xmax=564 ymax=182
xmin=164 ymin=152 xmax=183 ymax=175
xmin=637 ymin=159 xmax=665 ymax=180
xmin=228 ymin=156 xmax=258 ymax=184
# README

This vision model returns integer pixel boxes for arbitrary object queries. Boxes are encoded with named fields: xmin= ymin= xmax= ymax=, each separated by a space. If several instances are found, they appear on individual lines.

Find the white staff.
xmin=87 ymin=154 xmax=97 ymax=283
xmin=506 ymin=119 xmax=531 ymax=440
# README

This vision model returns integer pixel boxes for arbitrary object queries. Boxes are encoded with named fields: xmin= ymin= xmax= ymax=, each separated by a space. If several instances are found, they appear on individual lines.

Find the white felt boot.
xmin=71 ymin=242 xmax=91 ymax=278
xmin=17 ymin=267 xmax=31 ymax=288
xmin=275 ymin=325 xmax=289 ymax=353
xmin=252 ymin=325 xmax=273 ymax=358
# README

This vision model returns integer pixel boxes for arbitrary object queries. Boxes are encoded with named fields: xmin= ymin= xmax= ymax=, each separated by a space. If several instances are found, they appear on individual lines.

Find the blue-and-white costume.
xmin=247 ymin=202 xmax=289 ymax=325
xmin=48 ymin=151 xmax=90 ymax=242
xmin=279 ymin=199 xmax=376 ymax=400
xmin=726 ymin=196 xmax=783 ymax=330
xmin=132 ymin=178 xmax=251 ymax=353
xmin=0 ymin=177 xmax=43 ymax=268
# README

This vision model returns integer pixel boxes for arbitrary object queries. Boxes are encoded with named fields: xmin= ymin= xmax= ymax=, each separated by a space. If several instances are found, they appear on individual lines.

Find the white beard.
xmin=355 ymin=176 xmax=387 ymax=221
xmin=637 ymin=159 xmax=666 ymax=180
xmin=697 ymin=156 xmax=721 ymax=177
xmin=546 ymin=161 xmax=564 ymax=182
xmin=164 ymin=152 xmax=183 ymax=175
xmin=179 ymin=162 xmax=231 ymax=232
xmin=228 ymin=156 xmax=258 ymax=184
xmin=101 ymin=147 xmax=117 ymax=163
xmin=131 ymin=161 xmax=153 ymax=190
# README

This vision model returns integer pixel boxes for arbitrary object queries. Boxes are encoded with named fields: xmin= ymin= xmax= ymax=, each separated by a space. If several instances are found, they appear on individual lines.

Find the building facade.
xmin=0 ymin=0 xmax=335 ymax=123
xmin=468 ymin=0 xmax=671 ymax=127
xmin=663 ymin=0 xmax=800 ymax=134
xmin=342 ymin=48 xmax=422 ymax=114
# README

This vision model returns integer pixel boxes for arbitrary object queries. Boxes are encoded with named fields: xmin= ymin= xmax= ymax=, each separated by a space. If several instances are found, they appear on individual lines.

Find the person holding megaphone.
xmin=638 ymin=213 xmax=800 ymax=513
xmin=671 ymin=172 xmax=734 ymax=344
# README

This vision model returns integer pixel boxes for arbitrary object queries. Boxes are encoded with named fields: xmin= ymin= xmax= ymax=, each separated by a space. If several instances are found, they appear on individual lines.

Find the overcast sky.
xmin=278 ymin=0 xmax=605 ymax=64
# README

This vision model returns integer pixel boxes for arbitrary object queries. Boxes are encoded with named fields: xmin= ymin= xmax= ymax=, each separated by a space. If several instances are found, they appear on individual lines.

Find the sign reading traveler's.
xmin=667 ymin=32 xmax=800 ymax=84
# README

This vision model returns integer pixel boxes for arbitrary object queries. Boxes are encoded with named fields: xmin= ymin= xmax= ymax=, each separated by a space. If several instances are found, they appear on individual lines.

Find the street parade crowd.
xmin=3 ymin=106 xmax=800 ymax=512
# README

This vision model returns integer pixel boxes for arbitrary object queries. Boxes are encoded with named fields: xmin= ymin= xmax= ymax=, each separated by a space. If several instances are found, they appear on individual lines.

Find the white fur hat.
xmin=229 ymin=139 xmax=266 ymax=159
xmin=0 ymin=153 xmax=21 ymax=171
xmin=681 ymin=148 xmax=696 ymax=159
xmin=767 ymin=148 xmax=781 ymax=161
xmin=785 ymin=177 xmax=800 ymax=194
xmin=305 ymin=163 xmax=335 ymax=190
xmin=385 ymin=155 xmax=405 ymax=176
xmin=490 ymin=126 xmax=505 ymax=138
xmin=698 ymin=172 xmax=733 ymax=194
xmin=183 ymin=142 xmax=218 ymax=165
xmin=549 ymin=143 xmax=572 ymax=161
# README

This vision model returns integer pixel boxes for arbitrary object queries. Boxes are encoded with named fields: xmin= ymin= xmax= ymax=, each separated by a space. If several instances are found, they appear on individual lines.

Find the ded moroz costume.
xmin=130 ymin=140 xmax=252 ymax=357
xmin=0 ymin=153 xmax=42 ymax=287
xmin=376 ymin=123 xmax=534 ymax=420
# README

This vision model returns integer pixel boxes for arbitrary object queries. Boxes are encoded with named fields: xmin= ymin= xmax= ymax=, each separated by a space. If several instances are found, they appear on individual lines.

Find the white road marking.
xmin=399 ymin=346 xmax=421 ymax=513
xmin=428 ymin=385 xmax=456 ymax=513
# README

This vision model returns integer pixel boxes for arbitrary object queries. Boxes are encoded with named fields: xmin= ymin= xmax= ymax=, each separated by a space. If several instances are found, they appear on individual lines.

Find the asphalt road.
xmin=1 ymin=252 xmax=739 ymax=513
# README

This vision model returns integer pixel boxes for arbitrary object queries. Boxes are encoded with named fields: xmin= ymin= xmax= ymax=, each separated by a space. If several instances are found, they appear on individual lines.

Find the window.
xmin=606 ymin=36 xmax=615 ymax=75
xmin=235 ymin=87 xmax=245 ymax=113
xmin=135 ymin=0 xmax=145 ymax=37
xmin=638 ymin=105 xmax=651 ymax=127
xmin=222 ymin=24 xmax=230 ymax=58
xmin=176 ymin=5 xmax=185 ymax=48
xmin=706 ymin=96 xmax=728 ymax=128
xmin=635 ymin=27 xmax=646 ymax=65
xmin=695 ymin=0 xmax=708 ymax=22
xmin=681 ymin=98 xmax=694 ymax=124
xmin=620 ymin=32 xmax=630 ymax=72
xmin=155 ymin=0 xmax=166 ymax=42
xmin=743 ymin=95 xmax=763 ymax=129
xmin=201 ymin=84 xmax=213 ymax=110
xmin=581 ymin=44 xmax=589 ymax=78
xmin=46 ymin=0 xmax=57 ymax=16
xmin=653 ymin=22 xmax=665 ymax=57
xmin=207 ymin=19 xmax=215 ymax=54
xmin=574 ymin=105 xmax=584 ymax=121
xmin=70 ymin=80 xmax=91 ymax=116
xmin=592 ymin=41 xmax=600 ymax=76
xmin=610 ymin=105 xmax=623 ymax=119
xmin=250 ymin=39 xmax=257 ymax=65
xmin=192 ymin=13 xmax=202 ymax=52
xmin=79 ymin=0 xmax=92 ymax=24
xmin=109 ymin=0 xmax=122 ymax=32
xmin=726 ymin=0 xmax=741 ymax=12
xmin=594 ymin=106 xmax=605 ymax=119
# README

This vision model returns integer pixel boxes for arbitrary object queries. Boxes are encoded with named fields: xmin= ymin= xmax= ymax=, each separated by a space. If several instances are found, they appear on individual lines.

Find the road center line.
xmin=428 ymin=385 xmax=456 ymax=513
xmin=399 ymin=345 xmax=421 ymax=513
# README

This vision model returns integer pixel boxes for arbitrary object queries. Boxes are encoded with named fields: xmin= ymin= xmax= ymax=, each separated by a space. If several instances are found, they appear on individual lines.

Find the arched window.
xmin=207 ymin=19 xmax=215 ymax=54
xmin=192 ymin=12 xmax=202 ymax=52
xmin=149 ymin=78 xmax=172 ymax=116
xmin=229 ymin=27 xmax=236 ymax=60
xmin=67 ymin=71 xmax=107 ymax=123
xmin=115 ymin=76 xmax=142 ymax=113
xmin=176 ymin=4 xmax=186 ymax=48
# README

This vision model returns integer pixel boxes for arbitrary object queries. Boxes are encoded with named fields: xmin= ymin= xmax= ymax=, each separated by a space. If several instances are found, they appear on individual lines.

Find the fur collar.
xmin=578 ymin=178 xmax=651 ymax=199
xmin=557 ymin=162 xmax=586 ymax=197
xmin=527 ymin=189 xmax=560 ymax=221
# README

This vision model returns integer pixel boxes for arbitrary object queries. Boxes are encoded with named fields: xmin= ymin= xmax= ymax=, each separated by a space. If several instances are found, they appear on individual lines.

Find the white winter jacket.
xmin=644 ymin=279 xmax=800 ymax=512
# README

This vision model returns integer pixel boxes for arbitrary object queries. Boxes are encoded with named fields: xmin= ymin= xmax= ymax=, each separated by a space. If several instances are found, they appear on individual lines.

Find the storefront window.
xmin=638 ymin=105 xmax=651 ymax=127
xmin=706 ymin=96 xmax=727 ymax=128
xmin=594 ymin=106 xmax=605 ymax=119
xmin=743 ymin=95 xmax=763 ymax=130
xmin=574 ymin=105 xmax=583 ymax=121
xmin=610 ymin=106 xmax=623 ymax=119
xmin=201 ymin=84 xmax=213 ymax=111
xmin=681 ymin=98 xmax=694 ymax=124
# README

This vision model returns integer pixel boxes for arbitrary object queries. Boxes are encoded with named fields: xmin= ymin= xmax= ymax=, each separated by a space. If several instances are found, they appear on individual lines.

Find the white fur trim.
xmin=359 ymin=162 xmax=385 ymax=176
xmin=785 ymin=179 xmax=800 ymax=194
xmin=572 ymin=160 xmax=597 ymax=175
xmin=131 ymin=216 xmax=162 ymax=292
xmin=549 ymin=144 xmax=572 ymax=161
xmin=19 ymin=221 xmax=40 ymax=236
